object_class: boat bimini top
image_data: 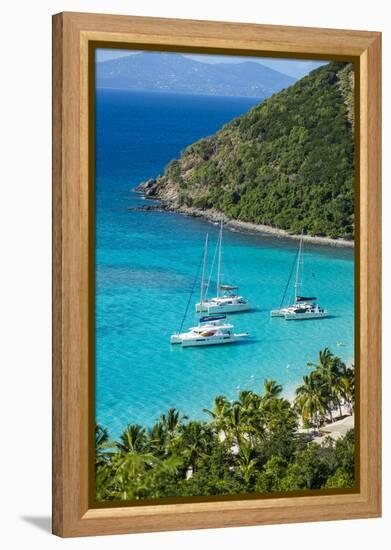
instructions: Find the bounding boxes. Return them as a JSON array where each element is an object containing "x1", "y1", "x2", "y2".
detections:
[
  {"x1": 296, "y1": 296, "x2": 317, "y2": 302},
  {"x1": 219, "y1": 285, "x2": 239, "y2": 292},
  {"x1": 199, "y1": 314, "x2": 227, "y2": 323}
]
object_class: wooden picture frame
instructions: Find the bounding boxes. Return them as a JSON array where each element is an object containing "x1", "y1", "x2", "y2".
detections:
[{"x1": 52, "y1": 11, "x2": 381, "y2": 537}]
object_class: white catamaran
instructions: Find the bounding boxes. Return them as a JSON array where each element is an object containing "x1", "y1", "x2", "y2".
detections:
[
  {"x1": 270, "y1": 235, "x2": 328, "y2": 320},
  {"x1": 195, "y1": 218, "x2": 252, "y2": 314},
  {"x1": 171, "y1": 234, "x2": 250, "y2": 347}
]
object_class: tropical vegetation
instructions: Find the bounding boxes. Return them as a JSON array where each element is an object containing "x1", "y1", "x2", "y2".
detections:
[
  {"x1": 139, "y1": 62, "x2": 355, "y2": 240},
  {"x1": 95, "y1": 349, "x2": 355, "y2": 501}
]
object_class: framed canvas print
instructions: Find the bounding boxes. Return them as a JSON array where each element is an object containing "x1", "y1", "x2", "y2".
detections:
[{"x1": 52, "y1": 12, "x2": 381, "y2": 537}]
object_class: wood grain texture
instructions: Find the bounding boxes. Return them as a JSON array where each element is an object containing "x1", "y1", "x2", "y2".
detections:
[
  {"x1": 52, "y1": 12, "x2": 63, "y2": 537},
  {"x1": 52, "y1": 12, "x2": 382, "y2": 537},
  {"x1": 66, "y1": 11, "x2": 378, "y2": 56},
  {"x1": 358, "y1": 35, "x2": 382, "y2": 514}
]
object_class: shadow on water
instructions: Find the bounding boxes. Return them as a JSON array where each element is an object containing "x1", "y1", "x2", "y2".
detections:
[
  {"x1": 230, "y1": 307, "x2": 264, "y2": 314},
  {"x1": 21, "y1": 516, "x2": 51, "y2": 534},
  {"x1": 269, "y1": 315, "x2": 338, "y2": 323},
  {"x1": 286, "y1": 315, "x2": 338, "y2": 321},
  {"x1": 175, "y1": 338, "x2": 259, "y2": 350},
  {"x1": 235, "y1": 338, "x2": 259, "y2": 346}
]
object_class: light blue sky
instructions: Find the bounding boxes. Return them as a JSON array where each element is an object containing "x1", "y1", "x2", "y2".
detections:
[{"x1": 96, "y1": 49, "x2": 326, "y2": 79}]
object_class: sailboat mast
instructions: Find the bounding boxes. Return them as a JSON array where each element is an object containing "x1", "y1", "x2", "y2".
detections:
[
  {"x1": 216, "y1": 217, "x2": 223, "y2": 298},
  {"x1": 200, "y1": 233, "x2": 209, "y2": 312},
  {"x1": 294, "y1": 235, "x2": 303, "y2": 303}
]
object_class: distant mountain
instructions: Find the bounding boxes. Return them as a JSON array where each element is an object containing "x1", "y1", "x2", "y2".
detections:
[
  {"x1": 137, "y1": 62, "x2": 355, "y2": 240},
  {"x1": 255, "y1": 59, "x2": 326, "y2": 79},
  {"x1": 96, "y1": 52, "x2": 295, "y2": 99}
]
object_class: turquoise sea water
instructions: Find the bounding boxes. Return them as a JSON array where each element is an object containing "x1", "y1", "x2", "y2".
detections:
[{"x1": 95, "y1": 89, "x2": 354, "y2": 438}]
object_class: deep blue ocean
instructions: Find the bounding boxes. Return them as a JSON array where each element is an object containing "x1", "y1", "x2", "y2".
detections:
[{"x1": 95, "y1": 88, "x2": 355, "y2": 438}]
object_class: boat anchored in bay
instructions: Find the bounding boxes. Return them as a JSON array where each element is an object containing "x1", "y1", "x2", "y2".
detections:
[
  {"x1": 195, "y1": 218, "x2": 252, "y2": 314},
  {"x1": 171, "y1": 233, "x2": 250, "y2": 347},
  {"x1": 171, "y1": 314, "x2": 249, "y2": 347},
  {"x1": 271, "y1": 234, "x2": 328, "y2": 320}
]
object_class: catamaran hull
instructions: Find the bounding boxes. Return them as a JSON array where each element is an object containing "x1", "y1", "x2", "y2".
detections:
[
  {"x1": 271, "y1": 306, "x2": 328, "y2": 319},
  {"x1": 170, "y1": 334, "x2": 183, "y2": 344},
  {"x1": 181, "y1": 333, "x2": 249, "y2": 347},
  {"x1": 284, "y1": 311, "x2": 328, "y2": 320},
  {"x1": 207, "y1": 304, "x2": 251, "y2": 314},
  {"x1": 270, "y1": 309, "x2": 288, "y2": 317},
  {"x1": 196, "y1": 303, "x2": 251, "y2": 314},
  {"x1": 270, "y1": 235, "x2": 329, "y2": 321}
]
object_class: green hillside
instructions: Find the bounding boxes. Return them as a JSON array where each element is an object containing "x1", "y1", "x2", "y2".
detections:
[{"x1": 139, "y1": 62, "x2": 355, "y2": 240}]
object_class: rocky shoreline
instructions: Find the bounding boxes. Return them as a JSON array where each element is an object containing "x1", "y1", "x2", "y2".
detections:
[{"x1": 134, "y1": 181, "x2": 354, "y2": 249}]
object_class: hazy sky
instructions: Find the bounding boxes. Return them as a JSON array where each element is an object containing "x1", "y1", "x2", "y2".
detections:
[{"x1": 96, "y1": 49, "x2": 326, "y2": 79}]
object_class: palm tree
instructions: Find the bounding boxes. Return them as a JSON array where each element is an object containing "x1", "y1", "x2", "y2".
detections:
[
  {"x1": 176, "y1": 421, "x2": 213, "y2": 471},
  {"x1": 113, "y1": 448, "x2": 156, "y2": 477},
  {"x1": 226, "y1": 403, "x2": 244, "y2": 446},
  {"x1": 264, "y1": 397, "x2": 298, "y2": 433},
  {"x1": 308, "y1": 348, "x2": 344, "y2": 421},
  {"x1": 116, "y1": 424, "x2": 147, "y2": 455},
  {"x1": 148, "y1": 421, "x2": 167, "y2": 457},
  {"x1": 295, "y1": 373, "x2": 328, "y2": 432},
  {"x1": 237, "y1": 440, "x2": 258, "y2": 485},
  {"x1": 236, "y1": 390, "x2": 261, "y2": 409},
  {"x1": 339, "y1": 365, "x2": 355, "y2": 414},
  {"x1": 160, "y1": 408, "x2": 186, "y2": 437},
  {"x1": 102, "y1": 424, "x2": 160, "y2": 500},
  {"x1": 233, "y1": 390, "x2": 266, "y2": 443},
  {"x1": 109, "y1": 450, "x2": 159, "y2": 500},
  {"x1": 95, "y1": 424, "x2": 116, "y2": 467},
  {"x1": 307, "y1": 348, "x2": 330, "y2": 373},
  {"x1": 203, "y1": 395, "x2": 231, "y2": 436},
  {"x1": 263, "y1": 379, "x2": 283, "y2": 400}
]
